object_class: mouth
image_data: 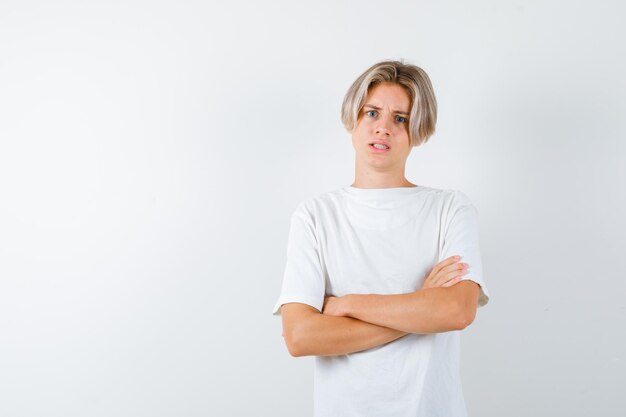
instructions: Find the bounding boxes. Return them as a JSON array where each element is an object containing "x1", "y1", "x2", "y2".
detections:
[
  {"x1": 369, "y1": 143, "x2": 390, "y2": 153},
  {"x1": 369, "y1": 140, "x2": 390, "y2": 149}
]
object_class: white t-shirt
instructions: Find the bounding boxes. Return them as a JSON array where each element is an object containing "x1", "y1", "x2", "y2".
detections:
[{"x1": 272, "y1": 185, "x2": 490, "y2": 417}]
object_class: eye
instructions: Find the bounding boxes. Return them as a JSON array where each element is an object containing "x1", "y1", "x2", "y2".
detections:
[
  {"x1": 366, "y1": 110, "x2": 377, "y2": 117},
  {"x1": 396, "y1": 115, "x2": 407, "y2": 123}
]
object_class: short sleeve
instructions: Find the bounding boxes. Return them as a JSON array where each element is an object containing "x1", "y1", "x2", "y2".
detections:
[
  {"x1": 440, "y1": 191, "x2": 490, "y2": 307},
  {"x1": 272, "y1": 202, "x2": 326, "y2": 316}
]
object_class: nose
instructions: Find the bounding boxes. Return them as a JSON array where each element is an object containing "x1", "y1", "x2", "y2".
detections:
[{"x1": 375, "y1": 114, "x2": 392, "y2": 136}]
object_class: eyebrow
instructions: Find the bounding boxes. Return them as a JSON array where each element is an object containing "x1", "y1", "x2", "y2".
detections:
[{"x1": 363, "y1": 104, "x2": 410, "y2": 116}]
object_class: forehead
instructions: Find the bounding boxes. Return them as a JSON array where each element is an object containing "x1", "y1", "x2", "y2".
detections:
[{"x1": 365, "y1": 82, "x2": 411, "y2": 109}]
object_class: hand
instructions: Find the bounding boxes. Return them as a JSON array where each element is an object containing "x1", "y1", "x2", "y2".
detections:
[
  {"x1": 421, "y1": 255, "x2": 469, "y2": 290},
  {"x1": 322, "y1": 295, "x2": 347, "y2": 317}
]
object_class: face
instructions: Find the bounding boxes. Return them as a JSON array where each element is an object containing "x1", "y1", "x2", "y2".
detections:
[{"x1": 351, "y1": 82, "x2": 412, "y2": 173}]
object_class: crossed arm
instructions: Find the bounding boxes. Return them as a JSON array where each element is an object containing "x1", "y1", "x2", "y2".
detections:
[{"x1": 281, "y1": 280, "x2": 481, "y2": 357}]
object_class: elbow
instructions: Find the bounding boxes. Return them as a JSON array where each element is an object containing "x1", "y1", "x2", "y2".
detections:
[
  {"x1": 280, "y1": 304, "x2": 319, "y2": 357},
  {"x1": 456, "y1": 314, "x2": 473, "y2": 331},
  {"x1": 286, "y1": 342, "x2": 301, "y2": 357},
  {"x1": 455, "y1": 305, "x2": 477, "y2": 330},
  {"x1": 284, "y1": 327, "x2": 307, "y2": 357},
  {"x1": 286, "y1": 340, "x2": 304, "y2": 357},
  {"x1": 283, "y1": 331, "x2": 300, "y2": 357}
]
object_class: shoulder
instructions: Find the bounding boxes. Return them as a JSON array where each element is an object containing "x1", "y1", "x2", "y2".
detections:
[
  {"x1": 437, "y1": 189, "x2": 481, "y2": 232},
  {"x1": 290, "y1": 188, "x2": 345, "y2": 221},
  {"x1": 422, "y1": 187, "x2": 479, "y2": 226},
  {"x1": 435, "y1": 187, "x2": 476, "y2": 209},
  {"x1": 295, "y1": 187, "x2": 346, "y2": 211},
  {"x1": 413, "y1": 185, "x2": 475, "y2": 208}
]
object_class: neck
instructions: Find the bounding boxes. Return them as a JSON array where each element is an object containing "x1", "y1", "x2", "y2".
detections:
[{"x1": 352, "y1": 165, "x2": 416, "y2": 189}]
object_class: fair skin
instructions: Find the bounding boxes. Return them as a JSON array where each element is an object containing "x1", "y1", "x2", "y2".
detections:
[
  {"x1": 280, "y1": 82, "x2": 481, "y2": 357},
  {"x1": 282, "y1": 256, "x2": 478, "y2": 357},
  {"x1": 350, "y1": 81, "x2": 417, "y2": 189}
]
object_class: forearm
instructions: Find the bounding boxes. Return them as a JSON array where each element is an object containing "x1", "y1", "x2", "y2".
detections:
[
  {"x1": 293, "y1": 313, "x2": 408, "y2": 357},
  {"x1": 344, "y1": 287, "x2": 464, "y2": 334}
]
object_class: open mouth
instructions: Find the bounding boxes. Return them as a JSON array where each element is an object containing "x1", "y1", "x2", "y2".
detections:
[{"x1": 369, "y1": 143, "x2": 390, "y2": 151}]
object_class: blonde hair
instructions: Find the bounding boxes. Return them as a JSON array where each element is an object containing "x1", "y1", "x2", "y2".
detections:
[{"x1": 341, "y1": 59, "x2": 438, "y2": 147}]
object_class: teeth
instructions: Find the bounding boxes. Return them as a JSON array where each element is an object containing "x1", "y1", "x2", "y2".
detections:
[{"x1": 372, "y1": 143, "x2": 389, "y2": 149}]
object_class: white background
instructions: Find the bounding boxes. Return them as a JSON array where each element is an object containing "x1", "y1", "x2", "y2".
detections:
[{"x1": 1, "y1": 1, "x2": 625, "y2": 416}]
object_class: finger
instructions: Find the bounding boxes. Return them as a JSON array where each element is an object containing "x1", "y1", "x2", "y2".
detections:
[
  {"x1": 433, "y1": 266, "x2": 467, "y2": 287},
  {"x1": 444, "y1": 269, "x2": 468, "y2": 285},
  {"x1": 440, "y1": 255, "x2": 460, "y2": 267},
  {"x1": 441, "y1": 269, "x2": 467, "y2": 287},
  {"x1": 442, "y1": 262, "x2": 468, "y2": 275},
  {"x1": 433, "y1": 255, "x2": 461, "y2": 276},
  {"x1": 431, "y1": 272, "x2": 452, "y2": 288},
  {"x1": 441, "y1": 276, "x2": 462, "y2": 287},
  {"x1": 425, "y1": 257, "x2": 463, "y2": 288}
]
